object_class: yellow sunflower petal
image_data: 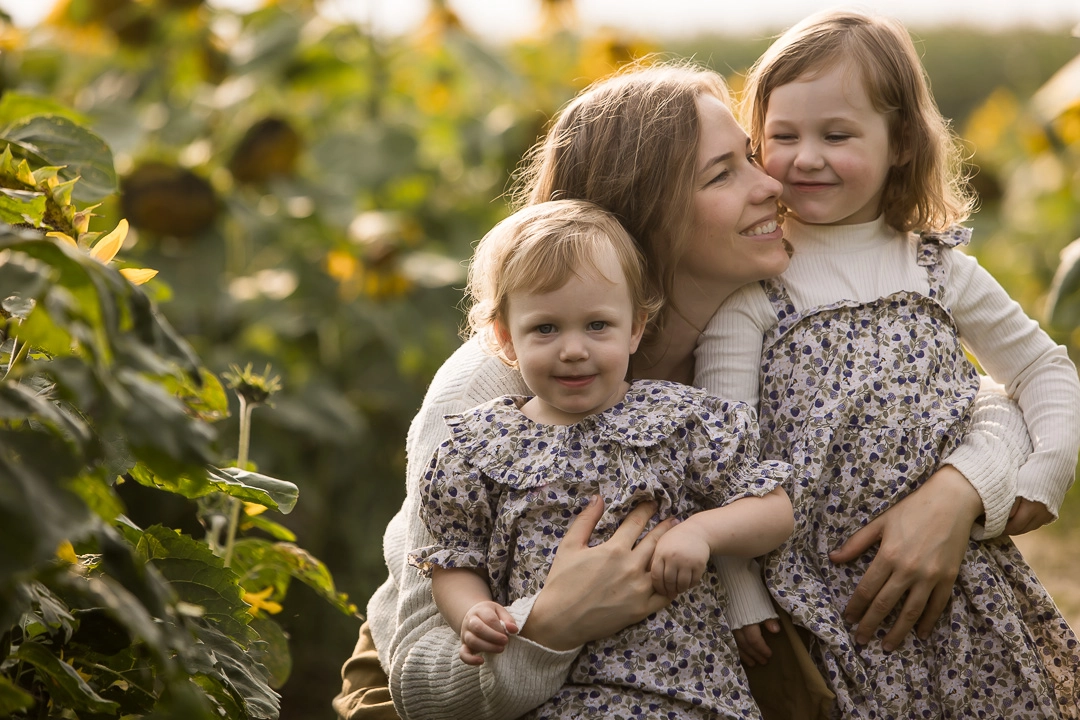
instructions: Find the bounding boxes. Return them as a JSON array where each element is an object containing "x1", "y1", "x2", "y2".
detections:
[
  {"x1": 56, "y1": 540, "x2": 77, "y2": 564},
  {"x1": 243, "y1": 502, "x2": 268, "y2": 517},
  {"x1": 47, "y1": 231, "x2": 78, "y2": 249},
  {"x1": 242, "y1": 586, "x2": 283, "y2": 616},
  {"x1": 89, "y1": 219, "x2": 129, "y2": 264},
  {"x1": 119, "y1": 267, "x2": 159, "y2": 285}
]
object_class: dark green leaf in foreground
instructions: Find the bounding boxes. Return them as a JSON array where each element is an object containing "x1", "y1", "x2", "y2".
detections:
[
  {"x1": 231, "y1": 538, "x2": 356, "y2": 617},
  {"x1": 16, "y1": 640, "x2": 121, "y2": 714},
  {"x1": 129, "y1": 464, "x2": 298, "y2": 513},
  {"x1": 0, "y1": 675, "x2": 34, "y2": 715}
]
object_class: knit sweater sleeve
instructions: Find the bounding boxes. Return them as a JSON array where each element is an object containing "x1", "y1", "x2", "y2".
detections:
[
  {"x1": 694, "y1": 284, "x2": 780, "y2": 628},
  {"x1": 362, "y1": 338, "x2": 579, "y2": 720},
  {"x1": 944, "y1": 249, "x2": 1080, "y2": 522}
]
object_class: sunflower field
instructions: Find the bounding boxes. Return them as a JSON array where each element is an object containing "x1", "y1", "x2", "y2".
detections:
[{"x1": 1, "y1": 1, "x2": 1078, "y2": 718}]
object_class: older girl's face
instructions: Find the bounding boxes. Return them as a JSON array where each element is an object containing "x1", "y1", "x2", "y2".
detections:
[{"x1": 680, "y1": 95, "x2": 789, "y2": 296}]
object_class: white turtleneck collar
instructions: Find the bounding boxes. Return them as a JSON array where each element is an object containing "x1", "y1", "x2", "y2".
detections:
[{"x1": 783, "y1": 215, "x2": 902, "y2": 255}]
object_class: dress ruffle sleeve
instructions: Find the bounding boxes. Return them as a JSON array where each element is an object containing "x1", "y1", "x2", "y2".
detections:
[{"x1": 682, "y1": 390, "x2": 794, "y2": 505}]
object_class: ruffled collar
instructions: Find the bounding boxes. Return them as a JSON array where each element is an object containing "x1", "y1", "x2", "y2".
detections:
[{"x1": 444, "y1": 379, "x2": 699, "y2": 486}]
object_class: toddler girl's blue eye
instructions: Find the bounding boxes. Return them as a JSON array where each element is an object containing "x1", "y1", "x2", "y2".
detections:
[
  {"x1": 537, "y1": 324, "x2": 555, "y2": 334},
  {"x1": 588, "y1": 321, "x2": 608, "y2": 331}
]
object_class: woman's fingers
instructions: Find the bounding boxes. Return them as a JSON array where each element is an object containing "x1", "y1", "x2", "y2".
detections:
[
  {"x1": 523, "y1": 498, "x2": 673, "y2": 649},
  {"x1": 835, "y1": 467, "x2": 979, "y2": 648},
  {"x1": 829, "y1": 515, "x2": 883, "y2": 565},
  {"x1": 878, "y1": 579, "x2": 932, "y2": 651},
  {"x1": 561, "y1": 495, "x2": 607, "y2": 550}
]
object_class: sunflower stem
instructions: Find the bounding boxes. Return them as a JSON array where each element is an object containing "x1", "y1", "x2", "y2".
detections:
[{"x1": 222, "y1": 395, "x2": 252, "y2": 568}]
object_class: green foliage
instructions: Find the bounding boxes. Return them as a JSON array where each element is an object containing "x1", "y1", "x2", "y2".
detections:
[{"x1": 0, "y1": 101, "x2": 354, "y2": 717}]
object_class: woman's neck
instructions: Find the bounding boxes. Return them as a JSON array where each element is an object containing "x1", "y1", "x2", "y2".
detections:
[
  {"x1": 633, "y1": 307, "x2": 714, "y2": 385},
  {"x1": 634, "y1": 278, "x2": 740, "y2": 385}
]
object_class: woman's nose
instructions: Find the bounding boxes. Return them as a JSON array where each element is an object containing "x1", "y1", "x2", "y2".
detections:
[{"x1": 752, "y1": 164, "x2": 783, "y2": 201}]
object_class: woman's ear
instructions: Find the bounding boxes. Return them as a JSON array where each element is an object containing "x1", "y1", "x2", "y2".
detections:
[{"x1": 495, "y1": 321, "x2": 517, "y2": 362}]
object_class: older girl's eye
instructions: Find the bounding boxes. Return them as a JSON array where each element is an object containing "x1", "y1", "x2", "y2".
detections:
[
  {"x1": 588, "y1": 321, "x2": 607, "y2": 331},
  {"x1": 536, "y1": 324, "x2": 555, "y2": 335},
  {"x1": 825, "y1": 133, "x2": 850, "y2": 143}
]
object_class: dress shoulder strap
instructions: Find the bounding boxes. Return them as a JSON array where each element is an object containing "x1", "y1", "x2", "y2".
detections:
[
  {"x1": 916, "y1": 225, "x2": 971, "y2": 300},
  {"x1": 760, "y1": 278, "x2": 800, "y2": 335}
]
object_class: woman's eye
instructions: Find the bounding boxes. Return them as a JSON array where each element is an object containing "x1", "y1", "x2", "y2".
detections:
[
  {"x1": 707, "y1": 170, "x2": 730, "y2": 186},
  {"x1": 588, "y1": 321, "x2": 607, "y2": 331},
  {"x1": 536, "y1": 324, "x2": 555, "y2": 334}
]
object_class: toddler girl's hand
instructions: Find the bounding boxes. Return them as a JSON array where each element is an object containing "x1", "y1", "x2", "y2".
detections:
[
  {"x1": 1003, "y1": 498, "x2": 1054, "y2": 535},
  {"x1": 459, "y1": 601, "x2": 519, "y2": 666},
  {"x1": 650, "y1": 523, "x2": 710, "y2": 598}
]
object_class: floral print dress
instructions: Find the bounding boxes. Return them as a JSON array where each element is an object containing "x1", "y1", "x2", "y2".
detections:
[
  {"x1": 755, "y1": 230, "x2": 1080, "y2": 719},
  {"x1": 410, "y1": 379, "x2": 792, "y2": 720}
]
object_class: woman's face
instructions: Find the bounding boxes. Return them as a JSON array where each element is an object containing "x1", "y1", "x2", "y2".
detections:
[{"x1": 680, "y1": 94, "x2": 789, "y2": 296}]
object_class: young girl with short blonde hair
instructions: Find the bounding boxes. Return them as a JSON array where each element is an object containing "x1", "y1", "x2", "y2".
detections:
[{"x1": 411, "y1": 199, "x2": 795, "y2": 719}]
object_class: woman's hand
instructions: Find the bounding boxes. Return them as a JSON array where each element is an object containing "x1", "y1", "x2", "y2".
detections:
[
  {"x1": 1003, "y1": 498, "x2": 1054, "y2": 536},
  {"x1": 519, "y1": 497, "x2": 677, "y2": 651},
  {"x1": 827, "y1": 465, "x2": 982, "y2": 652},
  {"x1": 732, "y1": 618, "x2": 782, "y2": 667}
]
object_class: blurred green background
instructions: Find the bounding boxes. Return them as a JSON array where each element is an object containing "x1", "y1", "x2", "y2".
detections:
[{"x1": 2, "y1": 0, "x2": 1079, "y2": 717}]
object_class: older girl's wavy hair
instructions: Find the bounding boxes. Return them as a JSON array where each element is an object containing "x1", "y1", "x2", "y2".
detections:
[
  {"x1": 741, "y1": 10, "x2": 974, "y2": 233},
  {"x1": 510, "y1": 58, "x2": 733, "y2": 346},
  {"x1": 466, "y1": 199, "x2": 663, "y2": 366}
]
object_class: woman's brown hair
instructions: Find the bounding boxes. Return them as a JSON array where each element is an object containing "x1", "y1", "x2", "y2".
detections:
[{"x1": 511, "y1": 58, "x2": 732, "y2": 345}]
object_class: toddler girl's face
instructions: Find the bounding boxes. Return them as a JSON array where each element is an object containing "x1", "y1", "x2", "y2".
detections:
[
  {"x1": 497, "y1": 244, "x2": 644, "y2": 426},
  {"x1": 761, "y1": 60, "x2": 897, "y2": 227}
]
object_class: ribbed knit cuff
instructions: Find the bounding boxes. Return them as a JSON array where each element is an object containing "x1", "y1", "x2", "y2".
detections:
[
  {"x1": 715, "y1": 556, "x2": 776, "y2": 628},
  {"x1": 944, "y1": 382, "x2": 1029, "y2": 539},
  {"x1": 395, "y1": 596, "x2": 578, "y2": 720}
]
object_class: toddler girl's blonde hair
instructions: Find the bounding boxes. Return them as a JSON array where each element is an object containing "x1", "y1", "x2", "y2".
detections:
[
  {"x1": 466, "y1": 199, "x2": 663, "y2": 365},
  {"x1": 741, "y1": 10, "x2": 974, "y2": 233}
]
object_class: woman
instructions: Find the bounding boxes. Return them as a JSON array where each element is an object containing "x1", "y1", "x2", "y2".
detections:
[{"x1": 333, "y1": 59, "x2": 1030, "y2": 720}]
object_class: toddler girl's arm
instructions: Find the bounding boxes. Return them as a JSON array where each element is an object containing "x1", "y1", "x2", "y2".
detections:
[
  {"x1": 431, "y1": 568, "x2": 519, "y2": 666},
  {"x1": 651, "y1": 488, "x2": 793, "y2": 598}
]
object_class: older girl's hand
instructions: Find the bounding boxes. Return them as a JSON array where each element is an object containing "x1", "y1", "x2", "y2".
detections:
[
  {"x1": 733, "y1": 618, "x2": 782, "y2": 666},
  {"x1": 1003, "y1": 498, "x2": 1054, "y2": 536},
  {"x1": 827, "y1": 465, "x2": 982, "y2": 652},
  {"x1": 519, "y1": 497, "x2": 677, "y2": 651}
]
